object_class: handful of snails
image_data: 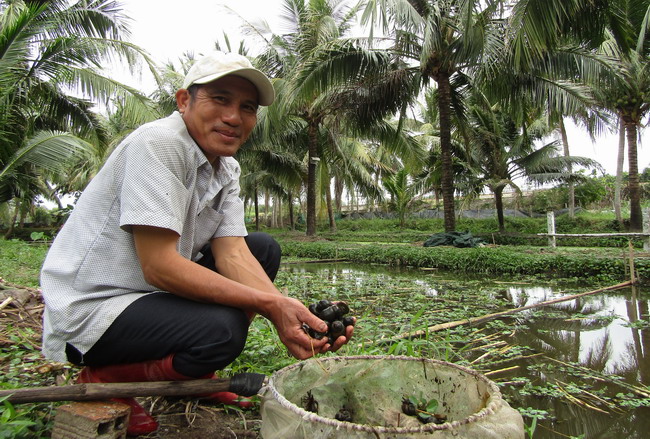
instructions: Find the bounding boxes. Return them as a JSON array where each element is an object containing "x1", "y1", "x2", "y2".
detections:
[{"x1": 302, "y1": 299, "x2": 355, "y2": 344}]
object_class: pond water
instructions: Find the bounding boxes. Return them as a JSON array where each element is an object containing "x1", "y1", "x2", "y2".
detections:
[{"x1": 279, "y1": 262, "x2": 650, "y2": 439}]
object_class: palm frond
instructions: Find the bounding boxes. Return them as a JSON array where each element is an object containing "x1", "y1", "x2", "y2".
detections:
[{"x1": 0, "y1": 130, "x2": 93, "y2": 181}]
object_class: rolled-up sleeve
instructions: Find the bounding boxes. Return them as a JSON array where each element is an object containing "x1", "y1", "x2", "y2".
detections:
[
  {"x1": 119, "y1": 132, "x2": 190, "y2": 234},
  {"x1": 212, "y1": 179, "x2": 247, "y2": 238}
]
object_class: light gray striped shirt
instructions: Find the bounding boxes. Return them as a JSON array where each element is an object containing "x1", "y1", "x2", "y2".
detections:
[{"x1": 40, "y1": 112, "x2": 247, "y2": 362}]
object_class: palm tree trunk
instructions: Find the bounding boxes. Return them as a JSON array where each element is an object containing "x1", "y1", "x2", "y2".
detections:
[
  {"x1": 4, "y1": 199, "x2": 20, "y2": 239},
  {"x1": 288, "y1": 190, "x2": 295, "y2": 230},
  {"x1": 19, "y1": 206, "x2": 28, "y2": 228},
  {"x1": 494, "y1": 187, "x2": 506, "y2": 232},
  {"x1": 271, "y1": 197, "x2": 278, "y2": 228},
  {"x1": 254, "y1": 187, "x2": 260, "y2": 232},
  {"x1": 306, "y1": 120, "x2": 318, "y2": 236},
  {"x1": 559, "y1": 118, "x2": 575, "y2": 218},
  {"x1": 264, "y1": 191, "x2": 271, "y2": 227},
  {"x1": 638, "y1": 298, "x2": 650, "y2": 384},
  {"x1": 334, "y1": 177, "x2": 343, "y2": 213},
  {"x1": 374, "y1": 173, "x2": 380, "y2": 212},
  {"x1": 46, "y1": 182, "x2": 64, "y2": 210},
  {"x1": 614, "y1": 116, "x2": 625, "y2": 226},
  {"x1": 434, "y1": 72, "x2": 456, "y2": 232},
  {"x1": 625, "y1": 120, "x2": 642, "y2": 231},
  {"x1": 326, "y1": 181, "x2": 336, "y2": 232}
]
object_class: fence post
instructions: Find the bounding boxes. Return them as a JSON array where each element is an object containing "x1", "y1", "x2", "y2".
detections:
[
  {"x1": 644, "y1": 209, "x2": 650, "y2": 252},
  {"x1": 547, "y1": 211, "x2": 556, "y2": 248}
]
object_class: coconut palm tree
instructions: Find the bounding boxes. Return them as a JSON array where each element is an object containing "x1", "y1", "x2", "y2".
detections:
[
  {"x1": 361, "y1": 0, "x2": 504, "y2": 232},
  {"x1": 595, "y1": 17, "x2": 650, "y2": 231},
  {"x1": 501, "y1": 0, "x2": 649, "y2": 230},
  {"x1": 382, "y1": 167, "x2": 421, "y2": 228},
  {"x1": 405, "y1": 86, "x2": 479, "y2": 210},
  {"x1": 0, "y1": 0, "x2": 156, "y2": 220},
  {"x1": 239, "y1": 120, "x2": 306, "y2": 230},
  {"x1": 242, "y1": 0, "x2": 422, "y2": 235},
  {"x1": 466, "y1": 93, "x2": 600, "y2": 231}
]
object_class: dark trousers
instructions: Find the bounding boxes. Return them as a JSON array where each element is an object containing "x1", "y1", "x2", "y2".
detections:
[{"x1": 66, "y1": 232, "x2": 281, "y2": 377}]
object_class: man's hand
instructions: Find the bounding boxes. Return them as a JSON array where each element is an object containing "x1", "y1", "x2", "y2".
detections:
[
  {"x1": 264, "y1": 297, "x2": 355, "y2": 359},
  {"x1": 327, "y1": 324, "x2": 355, "y2": 352},
  {"x1": 263, "y1": 295, "x2": 328, "y2": 359}
]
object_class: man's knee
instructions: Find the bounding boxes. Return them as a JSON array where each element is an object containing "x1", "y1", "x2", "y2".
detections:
[
  {"x1": 196, "y1": 327, "x2": 247, "y2": 367},
  {"x1": 175, "y1": 309, "x2": 249, "y2": 376}
]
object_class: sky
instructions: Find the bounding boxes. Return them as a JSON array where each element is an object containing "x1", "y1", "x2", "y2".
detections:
[{"x1": 110, "y1": 0, "x2": 649, "y2": 179}]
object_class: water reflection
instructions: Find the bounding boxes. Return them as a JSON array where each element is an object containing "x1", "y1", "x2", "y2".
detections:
[
  {"x1": 281, "y1": 261, "x2": 650, "y2": 438},
  {"x1": 505, "y1": 285, "x2": 650, "y2": 382}
]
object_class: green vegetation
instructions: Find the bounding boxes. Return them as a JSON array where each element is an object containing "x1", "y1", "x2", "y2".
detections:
[
  {"x1": 0, "y1": 240, "x2": 48, "y2": 288},
  {"x1": 277, "y1": 238, "x2": 646, "y2": 283},
  {"x1": 2, "y1": 231, "x2": 650, "y2": 437}
]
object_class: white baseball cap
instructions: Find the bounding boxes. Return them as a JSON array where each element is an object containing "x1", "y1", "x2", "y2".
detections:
[{"x1": 182, "y1": 51, "x2": 275, "y2": 106}]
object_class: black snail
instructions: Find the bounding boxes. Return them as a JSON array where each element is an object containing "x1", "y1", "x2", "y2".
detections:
[{"x1": 303, "y1": 299, "x2": 355, "y2": 344}]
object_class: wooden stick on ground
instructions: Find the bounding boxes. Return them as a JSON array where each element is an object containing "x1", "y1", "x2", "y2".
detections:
[
  {"x1": 0, "y1": 380, "x2": 231, "y2": 404},
  {"x1": 379, "y1": 280, "x2": 633, "y2": 344},
  {"x1": 0, "y1": 372, "x2": 267, "y2": 404}
]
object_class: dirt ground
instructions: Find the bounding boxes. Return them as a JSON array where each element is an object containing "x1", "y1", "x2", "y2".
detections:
[{"x1": 141, "y1": 397, "x2": 263, "y2": 438}]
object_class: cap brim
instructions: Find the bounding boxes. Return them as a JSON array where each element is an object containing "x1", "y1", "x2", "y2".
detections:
[{"x1": 189, "y1": 68, "x2": 275, "y2": 106}]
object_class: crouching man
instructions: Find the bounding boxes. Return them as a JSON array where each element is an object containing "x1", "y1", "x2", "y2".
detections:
[{"x1": 40, "y1": 51, "x2": 353, "y2": 436}]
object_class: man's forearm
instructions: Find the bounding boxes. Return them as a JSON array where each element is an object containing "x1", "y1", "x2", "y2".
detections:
[
  {"x1": 213, "y1": 241, "x2": 280, "y2": 295},
  {"x1": 133, "y1": 226, "x2": 278, "y2": 316}
]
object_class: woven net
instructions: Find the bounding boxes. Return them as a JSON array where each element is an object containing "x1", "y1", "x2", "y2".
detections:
[{"x1": 260, "y1": 355, "x2": 524, "y2": 439}]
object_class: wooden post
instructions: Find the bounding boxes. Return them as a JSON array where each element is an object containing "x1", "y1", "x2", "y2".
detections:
[
  {"x1": 629, "y1": 240, "x2": 636, "y2": 284},
  {"x1": 547, "y1": 211, "x2": 556, "y2": 248},
  {"x1": 643, "y1": 209, "x2": 650, "y2": 253}
]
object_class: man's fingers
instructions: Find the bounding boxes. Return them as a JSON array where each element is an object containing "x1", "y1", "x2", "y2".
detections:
[{"x1": 302, "y1": 312, "x2": 328, "y2": 334}]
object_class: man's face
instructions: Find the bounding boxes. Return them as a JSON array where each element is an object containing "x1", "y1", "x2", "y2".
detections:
[{"x1": 176, "y1": 75, "x2": 259, "y2": 163}]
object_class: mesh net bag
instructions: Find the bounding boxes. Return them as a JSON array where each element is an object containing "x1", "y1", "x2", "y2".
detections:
[{"x1": 260, "y1": 355, "x2": 524, "y2": 439}]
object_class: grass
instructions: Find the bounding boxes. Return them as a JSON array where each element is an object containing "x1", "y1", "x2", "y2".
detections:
[{"x1": 0, "y1": 239, "x2": 48, "y2": 288}]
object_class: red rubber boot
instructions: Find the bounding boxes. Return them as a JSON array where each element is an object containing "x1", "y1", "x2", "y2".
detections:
[{"x1": 195, "y1": 372, "x2": 254, "y2": 408}]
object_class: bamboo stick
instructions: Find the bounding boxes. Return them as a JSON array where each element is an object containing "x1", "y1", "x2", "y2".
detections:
[
  {"x1": 283, "y1": 258, "x2": 349, "y2": 264},
  {"x1": 556, "y1": 380, "x2": 621, "y2": 413},
  {"x1": 483, "y1": 366, "x2": 519, "y2": 376},
  {"x1": 538, "y1": 233, "x2": 650, "y2": 237},
  {"x1": 546, "y1": 356, "x2": 650, "y2": 399},
  {"x1": 381, "y1": 280, "x2": 633, "y2": 343},
  {"x1": 479, "y1": 352, "x2": 544, "y2": 368},
  {"x1": 629, "y1": 240, "x2": 636, "y2": 284},
  {"x1": 0, "y1": 296, "x2": 13, "y2": 311}
]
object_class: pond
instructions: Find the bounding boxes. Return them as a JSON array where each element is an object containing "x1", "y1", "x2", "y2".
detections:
[{"x1": 277, "y1": 261, "x2": 650, "y2": 439}]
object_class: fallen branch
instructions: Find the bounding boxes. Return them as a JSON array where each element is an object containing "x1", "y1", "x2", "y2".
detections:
[{"x1": 377, "y1": 280, "x2": 633, "y2": 344}]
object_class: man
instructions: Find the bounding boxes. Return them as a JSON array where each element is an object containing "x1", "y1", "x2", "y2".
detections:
[{"x1": 40, "y1": 52, "x2": 353, "y2": 436}]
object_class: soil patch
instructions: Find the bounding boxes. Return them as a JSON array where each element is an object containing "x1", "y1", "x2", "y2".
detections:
[{"x1": 143, "y1": 397, "x2": 262, "y2": 438}]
